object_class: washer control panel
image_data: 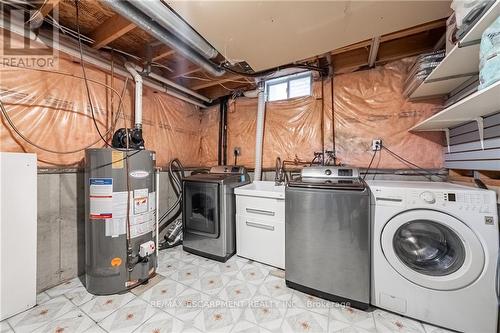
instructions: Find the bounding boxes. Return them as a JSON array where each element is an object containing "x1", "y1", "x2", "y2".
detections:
[
  {"x1": 301, "y1": 166, "x2": 360, "y2": 179},
  {"x1": 409, "y1": 190, "x2": 493, "y2": 213}
]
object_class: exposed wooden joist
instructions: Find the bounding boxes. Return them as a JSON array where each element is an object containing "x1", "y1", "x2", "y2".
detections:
[
  {"x1": 190, "y1": 75, "x2": 244, "y2": 90},
  {"x1": 152, "y1": 46, "x2": 175, "y2": 62},
  {"x1": 136, "y1": 45, "x2": 175, "y2": 63},
  {"x1": 39, "y1": 0, "x2": 61, "y2": 18},
  {"x1": 173, "y1": 67, "x2": 202, "y2": 79},
  {"x1": 328, "y1": 18, "x2": 446, "y2": 57},
  {"x1": 380, "y1": 18, "x2": 447, "y2": 43},
  {"x1": 332, "y1": 48, "x2": 370, "y2": 73},
  {"x1": 90, "y1": 14, "x2": 136, "y2": 49},
  {"x1": 332, "y1": 28, "x2": 442, "y2": 74},
  {"x1": 198, "y1": 81, "x2": 257, "y2": 100},
  {"x1": 376, "y1": 29, "x2": 442, "y2": 62}
]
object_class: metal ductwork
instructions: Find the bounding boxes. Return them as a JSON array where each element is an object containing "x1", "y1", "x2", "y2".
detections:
[
  {"x1": 0, "y1": 19, "x2": 209, "y2": 107},
  {"x1": 130, "y1": 1, "x2": 218, "y2": 60},
  {"x1": 103, "y1": 0, "x2": 225, "y2": 77}
]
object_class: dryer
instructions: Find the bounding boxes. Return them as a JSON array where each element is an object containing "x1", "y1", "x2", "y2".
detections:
[
  {"x1": 182, "y1": 166, "x2": 250, "y2": 262},
  {"x1": 368, "y1": 180, "x2": 498, "y2": 333}
]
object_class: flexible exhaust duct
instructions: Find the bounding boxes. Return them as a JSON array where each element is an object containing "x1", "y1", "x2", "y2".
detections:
[
  {"x1": 103, "y1": 0, "x2": 225, "y2": 77},
  {"x1": 254, "y1": 81, "x2": 266, "y2": 181},
  {"x1": 124, "y1": 62, "x2": 143, "y2": 128},
  {"x1": 130, "y1": 1, "x2": 218, "y2": 60}
]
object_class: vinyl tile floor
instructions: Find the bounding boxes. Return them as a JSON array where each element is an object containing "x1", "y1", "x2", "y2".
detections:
[{"x1": 1, "y1": 246, "x2": 454, "y2": 333}]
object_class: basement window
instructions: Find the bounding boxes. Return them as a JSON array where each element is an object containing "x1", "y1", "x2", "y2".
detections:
[{"x1": 265, "y1": 72, "x2": 312, "y2": 102}]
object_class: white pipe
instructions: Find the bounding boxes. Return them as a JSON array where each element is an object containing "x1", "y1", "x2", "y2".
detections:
[
  {"x1": 254, "y1": 81, "x2": 266, "y2": 181},
  {"x1": 155, "y1": 167, "x2": 160, "y2": 267},
  {"x1": 0, "y1": 20, "x2": 209, "y2": 108},
  {"x1": 131, "y1": 1, "x2": 218, "y2": 59},
  {"x1": 124, "y1": 62, "x2": 143, "y2": 128}
]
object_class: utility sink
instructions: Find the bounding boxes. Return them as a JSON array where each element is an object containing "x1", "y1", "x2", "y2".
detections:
[{"x1": 234, "y1": 181, "x2": 285, "y2": 199}]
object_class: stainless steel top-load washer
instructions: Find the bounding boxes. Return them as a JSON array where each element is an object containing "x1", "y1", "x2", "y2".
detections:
[
  {"x1": 182, "y1": 166, "x2": 250, "y2": 262},
  {"x1": 285, "y1": 166, "x2": 370, "y2": 309}
]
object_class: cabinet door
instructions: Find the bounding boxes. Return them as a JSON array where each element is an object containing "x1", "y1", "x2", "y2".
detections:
[{"x1": 236, "y1": 214, "x2": 285, "y2": 269}]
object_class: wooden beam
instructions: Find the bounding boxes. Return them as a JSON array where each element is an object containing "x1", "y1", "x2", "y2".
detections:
[
  {"x1": 332, "y1": 29, "x2": 442, "y2": 74},
  {"x1": 198, "y1": 81, "x2": 256, "y2": 100},
  {"x1": 172, "y1": 67, "x2": 202, "y2": 79},
  {"x1": 39, "y1": 0, "x2": 60, "y2": 18},
  {"x1": 376, "y1": 30, "x2": 442, "y2": 62},
  {"x1": 332, "y1": 48, "x2": 370, "y2": 73},
  {"x1": 136, "y1": 44, "x2": 175, "y2": 62},
  {"x1": 329, "y1": 18, "x2": 447, "y2": 57},
  {"x1": 380, "y1": 18, "x2": 447, "y2": 43},
  {"x1": 153, "y1": 49, "x2": 175, "y2": 62},
  {"x1": 90, "y1": 14, "x2": 136, "y2": 49},
  {"x1": 190, "y1": 75, "x2": 243, "y2": 90}
]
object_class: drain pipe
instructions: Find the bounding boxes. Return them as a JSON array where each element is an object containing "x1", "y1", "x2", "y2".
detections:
[
  {"x1": 124, "y1": 62, "x2": 143, "y2": 128},
  {"x1": 254, "y1": 81, "x2": 266, "y2": 181},
  {"x1": 103, "y1": 0, "x2": 225, "y2": 77}
]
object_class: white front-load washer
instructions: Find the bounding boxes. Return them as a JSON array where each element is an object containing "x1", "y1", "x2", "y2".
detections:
[{"x1": 368, "y1": 180, "x2": 499, "y2": 333}]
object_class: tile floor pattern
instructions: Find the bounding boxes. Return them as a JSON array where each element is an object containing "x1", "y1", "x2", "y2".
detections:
[{"x1": 1, "y1": 246, "x2": 454, "y2": 333}]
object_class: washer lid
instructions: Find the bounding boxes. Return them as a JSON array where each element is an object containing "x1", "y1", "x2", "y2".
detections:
[{"x1": 381, "y1": 209, "x2": 485, "y2": 291}]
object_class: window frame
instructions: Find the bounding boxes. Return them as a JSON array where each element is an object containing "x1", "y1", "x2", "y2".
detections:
[{"x1": 265, "y1": 71, "x2": 312, "y2": 102}]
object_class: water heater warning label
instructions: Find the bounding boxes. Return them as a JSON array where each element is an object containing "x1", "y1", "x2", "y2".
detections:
[
  {"x1": 134, "y1": 188, "x2": 149, "y2": 215},
  {"x1": 107, "y1": 190, "x2": 155, "y2": 238},
  {"x1": 89, "y1": 178, "x2": 113, "y2": 219}
]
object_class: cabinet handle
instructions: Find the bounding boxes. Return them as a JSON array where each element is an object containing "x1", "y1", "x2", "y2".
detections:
[
  {"x1": 246, "y1": 221, "x2": 274, "y2": 231},
  {"x1": 245, "y1": 208, "x2": 275, "y2": 216}
]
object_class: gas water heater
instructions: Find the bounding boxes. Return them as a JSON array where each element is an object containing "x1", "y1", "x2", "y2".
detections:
[{"x1": 85, "y1": 148, "x2": 157, "y2": 295}]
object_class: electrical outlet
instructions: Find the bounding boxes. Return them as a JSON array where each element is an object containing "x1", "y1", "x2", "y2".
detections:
[
  {"x1": 372, "y1": 139, "x2": 382, "y2": 151},
  {"x1": 234, "y1": 147, "x2": 241, "y2": 156}
]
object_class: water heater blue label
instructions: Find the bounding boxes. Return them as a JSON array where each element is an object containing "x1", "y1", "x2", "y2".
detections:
[
  {"x1": 89, "y1": 178, "x2": 113, "y2": 219},
  {"x1": 90, "y1": 178, "x2": 113, "y2": 185}
]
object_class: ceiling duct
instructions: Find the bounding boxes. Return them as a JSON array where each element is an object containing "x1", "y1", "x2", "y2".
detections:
[
  {"x1": 130, "y1": 1, "x2": 218, "y2": 60},
  {"x1": 103, "y1": 0, "x2": 225, "y2": 77}
]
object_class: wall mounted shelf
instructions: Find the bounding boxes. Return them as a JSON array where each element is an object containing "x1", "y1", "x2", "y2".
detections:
[
  {"x1": 409, "y1": 1, "x2": 500, "y2": 99},
  {"x1": 411, "y1": 79, "x2": 500, "y2": 131}
]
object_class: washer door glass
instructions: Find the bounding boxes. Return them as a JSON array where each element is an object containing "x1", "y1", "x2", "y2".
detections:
[
  {"x1": 393, "y1": 220, "x2": 465, "y2": 276},
  {"x1": 381, "y1": 209, "x2": 484, "y2": 290}
]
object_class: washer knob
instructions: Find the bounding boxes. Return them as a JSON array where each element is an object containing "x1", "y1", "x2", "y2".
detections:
[
  {"x1": 325, "y1": 169, "x2": 332, "y2": 176},
  {"x1": 420, "y1": 191, "x2": 436, "y2": 204}
]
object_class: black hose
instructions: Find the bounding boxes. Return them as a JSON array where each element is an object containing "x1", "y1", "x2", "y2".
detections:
[{"x1": 158, "y1": 159, "x2": 185, "y2": 232}]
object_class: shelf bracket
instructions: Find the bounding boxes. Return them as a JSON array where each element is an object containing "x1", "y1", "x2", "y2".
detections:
[
  {"x1": 443, "y1": 128, "x2": 451, "y2": 153},
  {"x1": 475, "y1": 117, "x2": 485, "y2": 150}
]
